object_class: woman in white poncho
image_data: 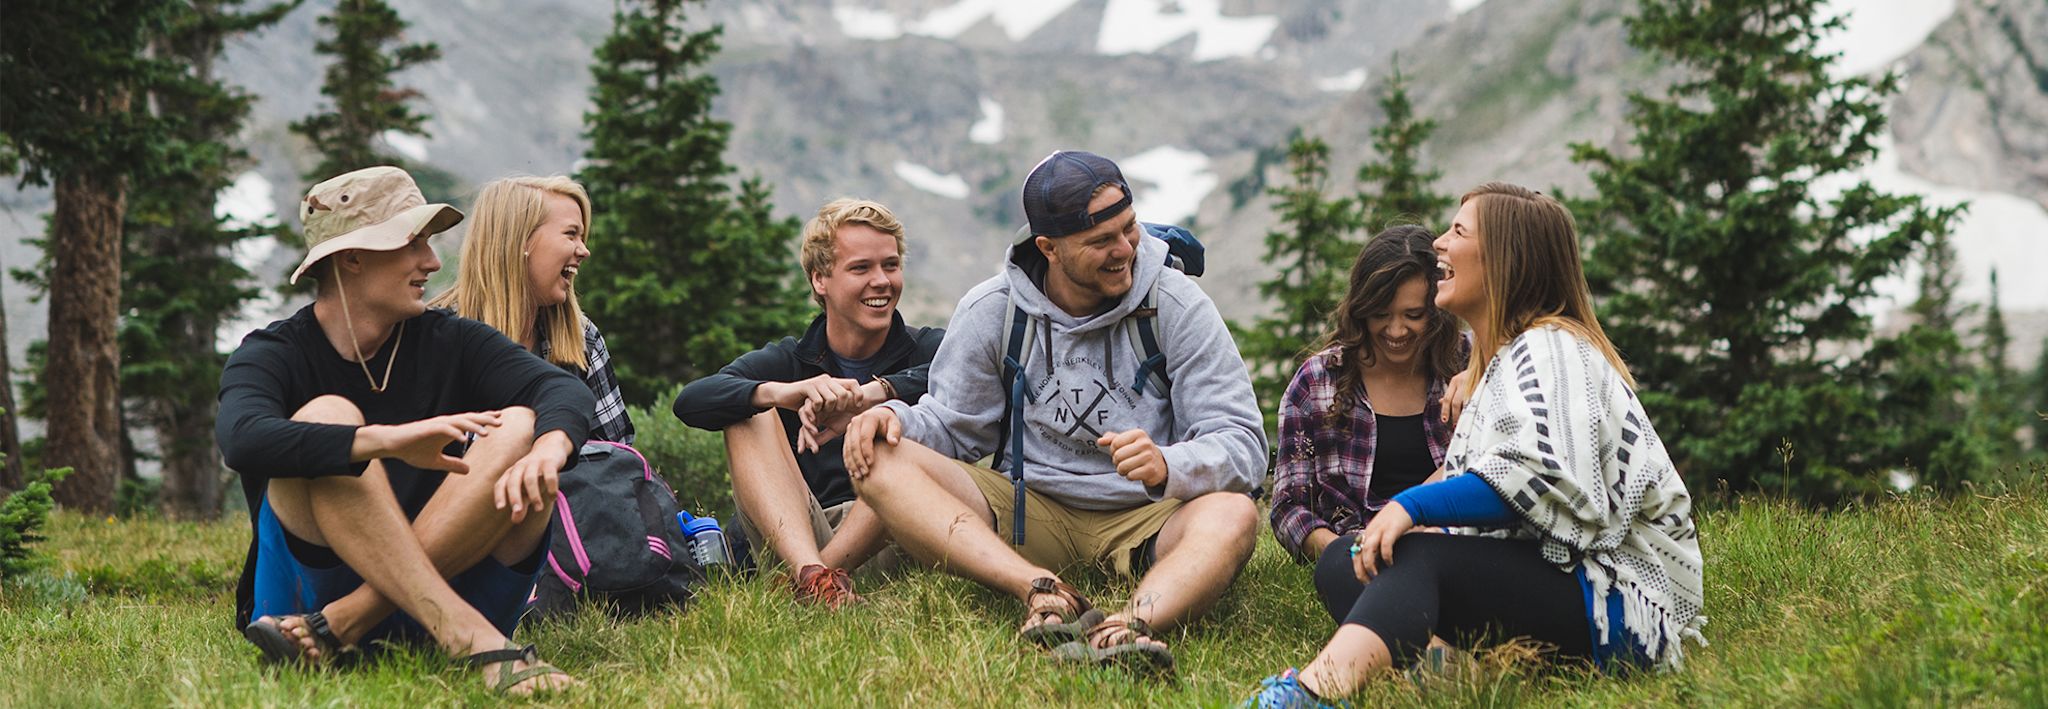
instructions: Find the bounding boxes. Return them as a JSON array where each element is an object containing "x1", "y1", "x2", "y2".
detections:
[{"x1": 1245, "y1": 182, "x2": 1706, "y2": 708}]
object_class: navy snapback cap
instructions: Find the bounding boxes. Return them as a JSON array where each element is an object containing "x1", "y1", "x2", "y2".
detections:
[{"x1": 1020, "y1": 150, "x2": 1132, "y2": 240}]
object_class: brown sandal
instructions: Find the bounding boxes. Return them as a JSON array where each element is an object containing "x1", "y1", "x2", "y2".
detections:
[
  {"x1": 1053, "y1": 615, "x2": 1175, "y2": 676},
  {"x1": 1019, "y1": 577, "x2": 1097, "y2": 647}
]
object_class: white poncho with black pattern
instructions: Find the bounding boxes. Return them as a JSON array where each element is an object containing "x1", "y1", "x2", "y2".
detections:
[{"x1": 1442, "y1": 324, "x2": 1707, "y2": 669}]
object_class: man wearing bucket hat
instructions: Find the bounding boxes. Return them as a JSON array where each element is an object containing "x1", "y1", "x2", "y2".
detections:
[
  {"x1": 836, "y1": 151, "x2": 1266, "y2": 675},
  {"x1": 216, "y1": 166, "x2": 592, "y2": 695}
]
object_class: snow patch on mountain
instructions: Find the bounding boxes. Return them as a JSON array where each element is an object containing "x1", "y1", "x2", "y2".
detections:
[
  {"x1": 1817, "y1": 135, "x2": 2048, "y2": 316},
  {"x1": 838, "y1": 0, "x2": 1082, "y2": 42},
  {"x1": 917, "y1": 0, "x2": 1081, "y2": 41},
  {"x1": 1098, "y1": 0, "x2": 1279, "y2": 62},
  {"x1": 1448, "y1": 0, "x2": 1489, "y2": 17},
  {"x1": 1121, "y1": 146, "x2": 1217, "y2": 226},
  {"x1": 834, "y1": 5, "x2": 903, "y2": 40},
  {"x1": 894, "y1": 160, "x2": 971, "y2": 199},
  {"x1": 970, "y1": 96, "x2": 1004, "y2": 144},
  {"x1": 1316, "y1": 68, "x2": 1369, "y2": 92},
  {"x1": 1819, "y1": 0, "x2": 1957, "y2": 78},
  {"x1": 381, "y1": 130, "x2": 430, "y2": 163}
]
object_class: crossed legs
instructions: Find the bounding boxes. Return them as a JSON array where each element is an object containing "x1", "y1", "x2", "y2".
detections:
[
  {"x1": 725, "y1": 409, "x2": 888, "y2": 572},
  {"x1": 849, "y1": 437, "x2": 1256, "y2": 637},
  {"x1": 258, "y1": 395, "x2": 570, "y2": 693}
]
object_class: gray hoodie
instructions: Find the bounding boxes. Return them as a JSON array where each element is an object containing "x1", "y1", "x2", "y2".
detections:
[{"x1": 883, "y1": 235, "x2": 1267, "y2": 510}]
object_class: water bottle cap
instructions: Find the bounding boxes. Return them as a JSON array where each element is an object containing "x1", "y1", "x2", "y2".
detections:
[
  {"x1": 682, "y1": 517, "x2": 722, "y2": 535},
  {"x1": 676, "y1": 510, "x2": 696, "y2": 523}
]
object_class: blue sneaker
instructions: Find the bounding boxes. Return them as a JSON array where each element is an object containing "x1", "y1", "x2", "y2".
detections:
[{"x1": 1243, "y1": 669, "x2": 1351, "y2": 709}]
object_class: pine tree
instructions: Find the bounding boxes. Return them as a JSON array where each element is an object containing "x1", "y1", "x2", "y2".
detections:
[
  {"x1": 121, "y1": 1, "x2": 297, "y2": 519},
  {"x1": 1974, "y1": 269, "x2": 2022, "y2": 459},
  {"x1": 576, "y1": 0, "x2": 808, "y2": 406},
  {"x1": 2033, "y1": 335, "x2": 2048, "y2": 452},
  {"x1": 1355, "y1": 59, "x2": 1453, "y2": 231},
  {"x1": 1881, "y1": 226, "x2": 1987, "y2": 490},
  {"x1": 0, "y1": 0, "x2": 178, "y2": 512},
  {"x1": 1571, "y1": 0, "x2": 1970, "y2": 500},
  {"x1": 1234, "y1": 135, "x2": 1356, "y2": 429},
  {"x1": 289, "y1": 0, "x2": 439, "y2": 181}
]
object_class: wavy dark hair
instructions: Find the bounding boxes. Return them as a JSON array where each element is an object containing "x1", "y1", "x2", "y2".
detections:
[{"x1": 1316, "y1": 224, "x2": 1464, "y2": 422}]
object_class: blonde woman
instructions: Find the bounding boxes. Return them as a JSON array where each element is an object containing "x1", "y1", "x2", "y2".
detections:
[
  {"x1": 1245, "y1": 183, "x2": 1705, "y2": 707},
  {"x1": 431, "y1": 176, "x2": 633, "y2": 443}
]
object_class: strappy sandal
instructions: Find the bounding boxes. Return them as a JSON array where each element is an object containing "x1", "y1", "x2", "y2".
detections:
[
  {"x1": 1018, "y1": 577, "x2": 1098, "y2": 647},
  {"x1": 243, "y1": 612, "x2": 359, "y2": 668},
  {"x1": 464, "y1": 643, "x2": 573, "y2": 696},
  {"x1": 1052, "y1": 615, "x2": 1175, "y2": 676}
]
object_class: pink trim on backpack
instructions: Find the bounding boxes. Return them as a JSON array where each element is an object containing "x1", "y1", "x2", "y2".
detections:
[
  {"x1": 547, "y1": 552, "x2": 582, "y2": 592},
  {"x1": 555, "y1": 492, "x2": 592, "y2": 575},
  {"x1": 647, "y1": 536, "x2": 671, "y2": 560}
]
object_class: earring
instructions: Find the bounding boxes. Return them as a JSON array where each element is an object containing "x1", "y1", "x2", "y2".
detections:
[{"x1": 522, "y1": 251, "x2": 530, "y2": 257}]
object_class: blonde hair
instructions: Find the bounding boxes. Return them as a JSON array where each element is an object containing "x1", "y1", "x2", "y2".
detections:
[
  {"x1": 428, "y1": 175, "x2": 592, "y2": 370},
  {"x1": 799, "y1": 198, "x2": 906, "y2": 308},
  {"x1": 1457, "y1": 182, "x2": 1634, "y2": 399}
]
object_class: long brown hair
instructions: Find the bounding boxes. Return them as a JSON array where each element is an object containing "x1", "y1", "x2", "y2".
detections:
[
  {"x1": 427, "y1": 176, "x2": 592, "y2": 369},
  {"x1": 1456, "y1": 182, "x2": 1633, "y2": 399},
  {"x1": 1317, "y1": 224, "x2": 1463, "y2": 421}
]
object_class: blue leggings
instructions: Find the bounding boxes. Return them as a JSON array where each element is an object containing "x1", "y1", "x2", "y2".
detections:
[{"x1": 250, "y1": 498, "x2": 546, "y2": 648}]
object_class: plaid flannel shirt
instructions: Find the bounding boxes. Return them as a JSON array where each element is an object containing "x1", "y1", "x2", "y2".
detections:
[
  {"x1": 539, "y1": 314, "x2": 635, "y2": 445},
  {"x1": 1268, "y1": 346, "x2": 1453, "y2": 561}
]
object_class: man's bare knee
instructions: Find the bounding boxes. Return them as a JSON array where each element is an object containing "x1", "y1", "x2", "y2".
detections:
[
  {"x1": 1196, "y1": 492, "x2": 1258, "y2": 535},
  {"x1": 465, "y1": 406, "x2": 537, "y2": 472},
  {"x1": 729, "y1": 409, "x2": 783, "y2": 438},
  {"x1": 1162, "y1": 492, "x2": 1258, "y2": 561},
  {"x1": 294, "y1": 395, "x2": 365, "y2": 425},
  {"x1": 852, "y1": 440, "x2": 920, "y2": 494},
  {"x1": 724, "y1": 410, "x2": 788, "y2": 483},
  {"x1": 495, "y1": 406, "x2": 536, "y2": 441}
]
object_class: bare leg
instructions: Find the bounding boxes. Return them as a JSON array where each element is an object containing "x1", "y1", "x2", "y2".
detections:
[
  {"x1": 261, "y1": 397, "x2": 573, "y2": 695},
  {"x1": 1107, "y1": 491, "x2": 1257, "y2": 635},
  {"x1": 817, "y1": 500, "x2": 888, "y2": 572},
  {"x1": 318, "y1": 406, "x2": 547, "y2": 643},
  {"x1": 726, "y1": 410, "x2": 829, "y2": 569},
  {"x1": 1299, "y1": 625, "x2": 1395, "y2": 698},
  {"x1": 729, "y1": 410, "x2": 892, "y2": 573},
  {"x1": 849, "y1": 438, "x2": 1053, "y2": 602}
]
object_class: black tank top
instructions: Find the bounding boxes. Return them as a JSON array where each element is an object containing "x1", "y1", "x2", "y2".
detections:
[{"x1": 1369, "y1": 412, "x2": 1434, "y2": 500}]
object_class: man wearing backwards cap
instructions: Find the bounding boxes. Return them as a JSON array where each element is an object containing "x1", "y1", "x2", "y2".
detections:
[
  {"x1": 216, "y1": 166, "x2": 591, "y2": 695},
  {"x1": 839, "y1": 151, "x2": 1266, "y2": 673}
]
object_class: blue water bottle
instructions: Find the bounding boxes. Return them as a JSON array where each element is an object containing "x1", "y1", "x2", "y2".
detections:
[{"x1": 675, "y1": 511, "x2": 733, "y2": 572}]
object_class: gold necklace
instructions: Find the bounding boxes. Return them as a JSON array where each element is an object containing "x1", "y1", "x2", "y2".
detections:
[{"x1": 333, "y1": 266, "x2": 403, "y2": 393}]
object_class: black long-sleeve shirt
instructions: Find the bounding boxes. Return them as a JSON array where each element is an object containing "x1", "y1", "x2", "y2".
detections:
[
  {"x1": 673, "y1": 312, "x2": 941, "y2": 508},
  {"x1": 217, "y1": 305, "x2": 594, "y2": 628}
]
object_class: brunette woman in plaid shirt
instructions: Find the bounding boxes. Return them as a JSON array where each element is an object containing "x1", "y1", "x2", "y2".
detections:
[{"x1": 1267, "y1": 225, "x2": 1467, "y2": 623}]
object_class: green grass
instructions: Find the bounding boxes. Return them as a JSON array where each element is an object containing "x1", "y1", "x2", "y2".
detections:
[{"x1": 4, "y1": 477, "x2": 2045, "y2": 707}]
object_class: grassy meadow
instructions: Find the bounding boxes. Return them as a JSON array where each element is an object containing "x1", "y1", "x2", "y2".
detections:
[{"x1": 2, "y1": 475, "x2": 2044, "y2": 707}]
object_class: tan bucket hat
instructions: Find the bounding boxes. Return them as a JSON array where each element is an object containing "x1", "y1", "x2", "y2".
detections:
[{"x1": 291, "y1": 166, "x2": 464, "y2": 284}]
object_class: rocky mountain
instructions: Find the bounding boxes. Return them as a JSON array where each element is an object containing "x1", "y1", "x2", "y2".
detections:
[{"x1": 4, "y1": 0, "x2": 2044, "y2": 390}]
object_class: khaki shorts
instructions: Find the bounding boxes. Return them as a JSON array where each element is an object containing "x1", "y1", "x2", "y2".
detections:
[
  {"x1": 958, "y1": 461, "x2": 1182, "y2": 579},
  {"x1": 737, "y1": 496, "x2": 906, "y2": 581}
]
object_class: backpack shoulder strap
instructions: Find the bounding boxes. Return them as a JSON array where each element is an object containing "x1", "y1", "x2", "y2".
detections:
[
  {"x1": 995, "y1": 291, "x2": 1037, "y2": 546},
  {"x1": 1125, "y1": 280, "x2": 1171, "y2": 398}
]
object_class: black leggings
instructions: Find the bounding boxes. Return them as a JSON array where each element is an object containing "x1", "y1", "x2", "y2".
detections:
[{"x1": 1313, "y1": 532, "x2": 1591, "y2": 667}]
